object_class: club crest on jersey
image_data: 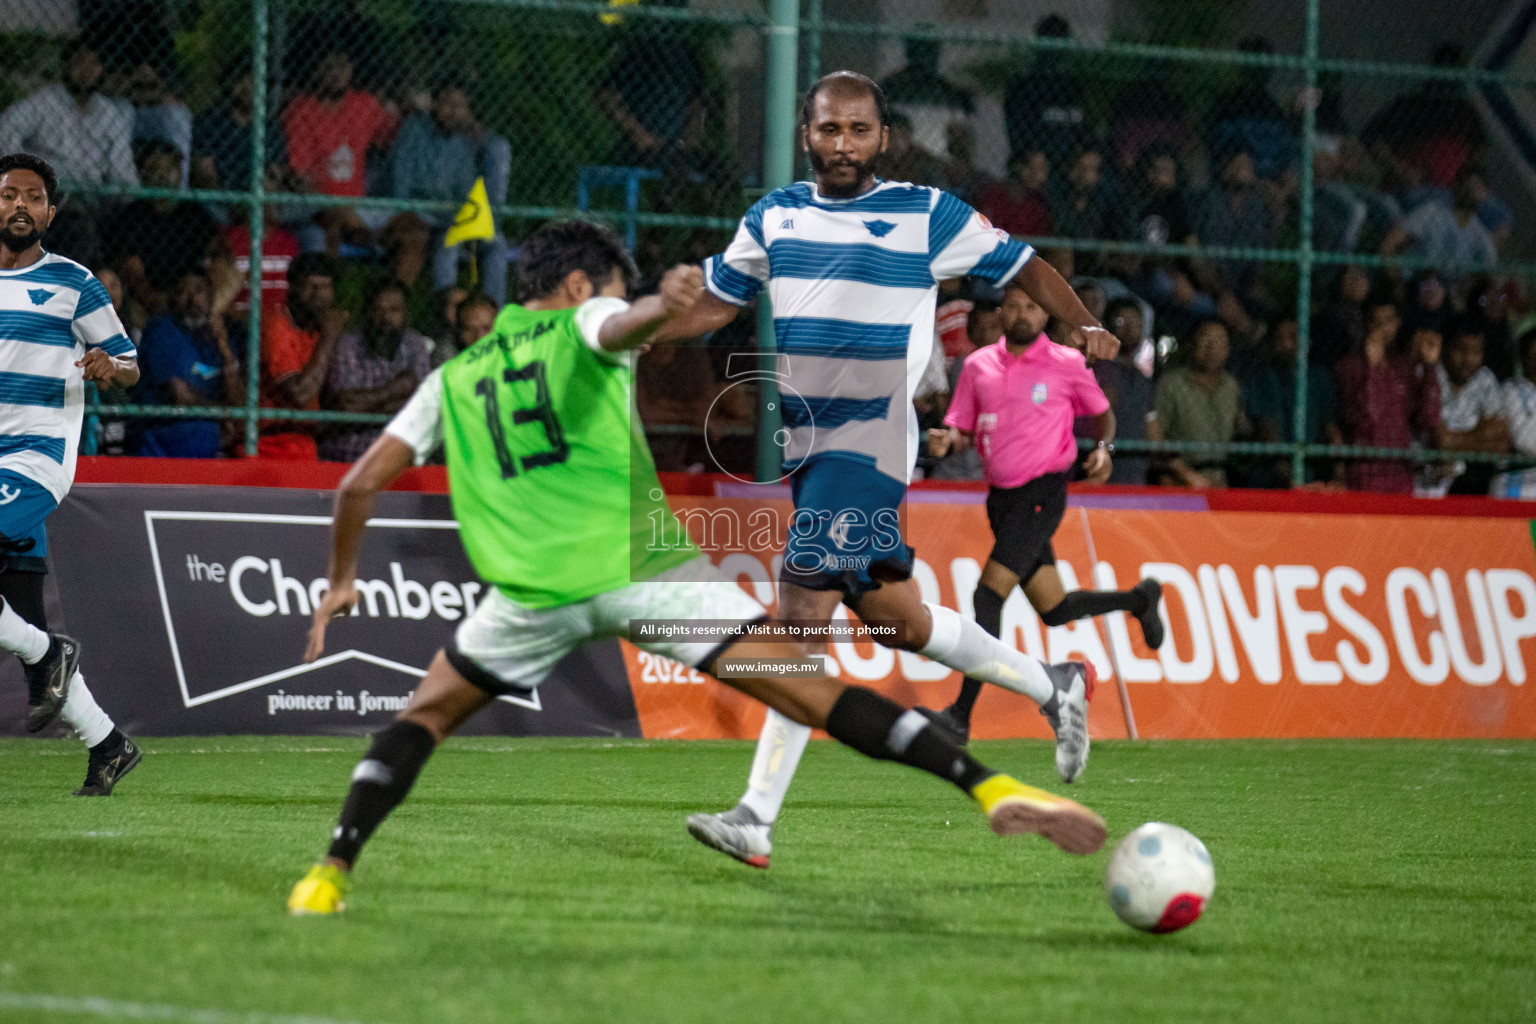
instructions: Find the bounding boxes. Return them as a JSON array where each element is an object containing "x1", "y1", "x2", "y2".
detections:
[
  {"x1": 975, "y1": 212, "x2": 1010, "y2": 241},
  {"x1": 27, "y1": 288, "x2": 53, "y2": 306},
  {"x1": 1032, "y1": 382, "x2": 1048, "y2": 404},
  {"x1": 863, "y1": 219, "x2": 896, "y2": 238}
]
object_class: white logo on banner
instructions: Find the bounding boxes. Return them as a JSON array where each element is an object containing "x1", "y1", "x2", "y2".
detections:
[{"x1": 143, "y1": 511, "x2": 541, "y2": 712}]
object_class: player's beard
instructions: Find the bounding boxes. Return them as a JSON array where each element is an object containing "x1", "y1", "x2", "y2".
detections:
[
  {"x1": 1003, "y1": 319, "x2": 1047, "y2": 348},
  {"x1": 809, "y1": 148, "x2": 879, "y2": 199},
  {"x1": 0, "y1": 219, "x2": 42, "y2": 253}
]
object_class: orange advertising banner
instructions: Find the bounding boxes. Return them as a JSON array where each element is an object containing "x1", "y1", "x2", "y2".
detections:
[{"x1": 623, "y1": 499, "x2": 1536, "y2": 740}]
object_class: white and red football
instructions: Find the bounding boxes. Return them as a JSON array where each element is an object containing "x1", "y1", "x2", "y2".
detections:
[{"x1": 1105, "y1": 822, "x2": 1215, "y2": 933}]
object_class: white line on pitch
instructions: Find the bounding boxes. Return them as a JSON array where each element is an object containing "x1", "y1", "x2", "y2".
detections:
[{"x1": 0, "y1": 992, "x2": 387, "y2": 1024}]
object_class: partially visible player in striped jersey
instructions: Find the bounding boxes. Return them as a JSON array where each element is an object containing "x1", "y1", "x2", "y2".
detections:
[
  {"x1": 658, "y1": 73, "x2": 1120, "y2": 867},
  {"x1": 0, "y1": 153, "x2": 143, "y2": 795}
]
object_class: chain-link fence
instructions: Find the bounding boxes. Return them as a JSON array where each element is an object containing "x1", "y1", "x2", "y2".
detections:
[{"x1": 0, "y1": 0, "x2": 1532, "y2": 493}]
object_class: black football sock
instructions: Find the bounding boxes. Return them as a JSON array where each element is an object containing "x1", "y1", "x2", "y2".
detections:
[
  {"x1": 949, "y1": 583, "x2": 1006, "y2": 722},
  {"x1": 89, "y1": 728, "x2": 127, "y2": 756},
  {"x1": 824, "y1": 686, "x2": 995, "y2": 794},
  {"x1": 326, "y1": 720, "x2": 437, "y2": 868},
  {"x1": 1039, "y1": 587, "x2": 1144, "y2": 627}
]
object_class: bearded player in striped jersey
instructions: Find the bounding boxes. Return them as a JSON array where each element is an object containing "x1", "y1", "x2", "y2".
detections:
[
  {"x1": 0, "y1": 153, "x2": 143, "y2": 795},
  {"x1": 655, "y1": 73, "x2": 1119, "y2": 868},
  {"x1": 288, "y1": 220, "x2": 1106, "y2": 915}
]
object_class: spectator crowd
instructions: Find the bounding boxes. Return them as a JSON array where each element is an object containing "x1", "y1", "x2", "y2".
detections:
[
  {"x1": 892, "y1": 17, "x2": 1526, "y2": 497},
  {"x1": 0, "y1": 13, "x2": 1530, "y2": 495}
]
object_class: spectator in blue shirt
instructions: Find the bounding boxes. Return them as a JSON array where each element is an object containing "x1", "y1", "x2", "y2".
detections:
[
  {"x1": 131, "y1": 270, "x2": 241, "y2": 458},
  {"x1": 1240, "y1": 315, "x2": 1341, "y2": 487},
  {"x1": 1197, "y1": 144, "x2": 1274, "y2": 299},
  {"x1": 390, "y1": 81, "x2": 511, "y2": 304},
  {"x1": 1205, "y1": 37, "x2": 1297, "y2": 183},
  {"x1": 191, "y1": 67, "x2": 291, "y2": 192}
]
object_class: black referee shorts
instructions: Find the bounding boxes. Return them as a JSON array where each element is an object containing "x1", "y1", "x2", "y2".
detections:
[{"x1": 984, "y1": 472, "x2": 1069, "y2": 582}]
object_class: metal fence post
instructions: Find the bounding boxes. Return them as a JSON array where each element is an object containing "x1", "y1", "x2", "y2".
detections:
[
  {"x1": 756, "y1": 0, "x2": 799, "y2": 482},
  {"x1": 802, "y1": 0, "x2": 822, "y2": 91},
  {"x1": 1291, "y1": 0, "x2": 1320, "y2": 486},
  {"x1": 244, "y1": 0, "x2": 271, "y2": 456}
]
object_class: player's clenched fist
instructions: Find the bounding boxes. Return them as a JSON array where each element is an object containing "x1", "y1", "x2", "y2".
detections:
[
  {"x1": 659, "y1": 264, "x2": 705, "y2": 314},
  {"x1": 1072, "y1": 325, "x2": 1119, "y2": 364},
  {"x1": 75, "y1": 348, "x2": 123, "y2": 383}
]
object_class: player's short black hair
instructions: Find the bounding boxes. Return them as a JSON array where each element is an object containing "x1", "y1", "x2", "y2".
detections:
[
  {"x1": 515, "y1": 219, "x2": 637, "y2": 303},
  {"x1": 800, "y1": 71, "x2": 888, "y2": 128},
  {"x1": 287, "y1": 251, "x2": 340, "y2": 287},
  {"x1": 0, "y1": 153, "x2": 59, "y2": 205},
  {"x1": 961, "y1": 276, "x2": 1004, "y2": 310}
]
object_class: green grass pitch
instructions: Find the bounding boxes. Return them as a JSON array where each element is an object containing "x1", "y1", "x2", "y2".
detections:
[{"x1": 2, "y1": 736, "x2": 1534, "y2": 1024}]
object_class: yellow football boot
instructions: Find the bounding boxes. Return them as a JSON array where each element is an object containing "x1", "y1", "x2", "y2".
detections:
[
  {"x1": 287, "y1": 863, "x2": 352, "y2": 915},
  {"x1": 971, "y1": 774, "x2": 1107, "y2": 855}
]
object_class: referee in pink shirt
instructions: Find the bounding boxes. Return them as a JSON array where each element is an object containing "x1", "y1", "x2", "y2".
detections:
[{"x1": 923, "y1": 277, "x2": 1166, "y2": 745}]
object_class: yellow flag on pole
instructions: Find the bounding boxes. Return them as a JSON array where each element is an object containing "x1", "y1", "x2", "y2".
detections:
[{"x1": 444, "y1": 176, "x2": 495, "y2": 248}]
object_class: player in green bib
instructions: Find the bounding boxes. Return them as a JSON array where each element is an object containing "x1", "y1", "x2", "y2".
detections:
[
  {"x1": 288, "y1": 221, "x2": 1106, "y2": 915},
  {"x1": 435, "y1": 282, "x2": 697, "y2": 607}
]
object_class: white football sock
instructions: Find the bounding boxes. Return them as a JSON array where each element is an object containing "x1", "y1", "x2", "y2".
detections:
[
  {"x1": 920, "y1": 602, "x2": 1055, "y2": 706},
  {"x1": 738, "y1": 708, "x2": 811, "y2": 824},
  {"x1": 0, "y1": 597, "x2": 49, "y2": 664},
  {"x1": 60, "y1": 673, "x2": 115, "y2": 748}
]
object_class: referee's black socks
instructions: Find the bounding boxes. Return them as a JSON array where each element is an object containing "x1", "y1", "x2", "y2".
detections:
[
  {"x1": 326, "y1": 720, "x2": 437, "y2": 868},
  {"x1": 949, "y1": 579, "x2": 1149, "y2": 724},
  {"x1": 1040, "y1": 586, "x2": 1146, "y2": 626},
  {"x1": 824, "y1": 686, "x2": 994, "y2": 793}
]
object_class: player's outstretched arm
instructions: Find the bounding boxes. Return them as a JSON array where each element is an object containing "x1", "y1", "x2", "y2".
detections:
[
  {"x1": 644, "y1": 284, "x2": 741, "y2": 345},
  {"x1": 305, "y1": 434, "x2": 416, "y2": 662},
  {"x1": 1010, "y1": 257, "x2": 1118, "y2": 363},
  {"x1": 595, "y1": 264, "x2": 719, "y2": 352}
]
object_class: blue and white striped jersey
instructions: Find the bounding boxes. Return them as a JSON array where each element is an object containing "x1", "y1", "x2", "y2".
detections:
[
  {"x1": 0, "y1": 251, "x2": 135, "y2": 501},
  {"x1": 704, "y1": 179, "x2": 1033, "y2": 483}
]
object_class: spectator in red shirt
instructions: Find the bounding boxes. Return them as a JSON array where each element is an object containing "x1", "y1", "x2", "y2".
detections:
[
  {"x1": 221, "y1": 217, "x2": 300, "y2": 318},
  {"x1": 258, "y1": 253, "x2": 347, "y2": 459},
  {"x1": 978, "y1": 147, "x2": 1052, "y2": 240},
  {"x1": 1334, "y1": 299, "x2": 1441, "y2": 493},
  {"x1": 214, "y1": 171, "x2": 302, "y2": 320},
  {"x1": 281, "y1": 47, "x2": 397, "y2": 254}
]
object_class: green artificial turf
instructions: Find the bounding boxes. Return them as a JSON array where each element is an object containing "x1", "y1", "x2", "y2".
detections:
[{"x1": 1, "y1": 737, "x2": 1533, "y2": 1024}]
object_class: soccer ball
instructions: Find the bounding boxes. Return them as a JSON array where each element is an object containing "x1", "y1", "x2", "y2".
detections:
[{"x1": 1104, "y1": 822, "x2": 1214, "y2": 933}]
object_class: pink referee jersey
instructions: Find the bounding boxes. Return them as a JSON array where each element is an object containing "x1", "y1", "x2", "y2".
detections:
[{"x1": 944, "y1": 335, "x2": 1110, "y2": 489}]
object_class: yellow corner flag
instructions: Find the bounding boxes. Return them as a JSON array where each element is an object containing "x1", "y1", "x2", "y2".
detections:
[
  {"x1": 444, "y1": 177, "x2": 495, "y2": 249},
  {"x1": 601, "y1": 0, "x2": 639, "y2": 26}
]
